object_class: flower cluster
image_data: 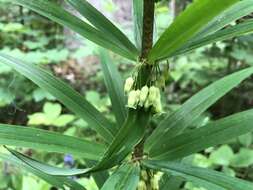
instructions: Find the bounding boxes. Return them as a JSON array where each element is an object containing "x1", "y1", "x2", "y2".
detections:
[
  {"x1": 137, "y1": 170, "x2": 159, "y2": 190},
  {"x1": 124, "y1": 77, "x2": 162, "y2": 113}
]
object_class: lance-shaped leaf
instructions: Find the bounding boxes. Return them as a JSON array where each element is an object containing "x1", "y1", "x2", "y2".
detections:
[
  {"x1": 7, "y1": 148, "x2": 88, "y2": 176},
  {"x1": 159, "y1": 175, "x2": 184, "y2": 190},
  {"x1": 143, "y1": 160, "x2": 253, "y2": 190},
  {"x1": 0, "y1": 153, "x2": 85, "y2": 190},
  {"x1": 65, "y1": 0, "x2": 138, "y2": 56},
  {"x1": 133, "y1": 0, "x2": 144, "y2": 50},
  {"x1": 0, "y1": 124, "x2": 105, "y2": 161},
  {"x1": 85, "y1": 160, "x2": 109, "y2": 189},
  {"x1": 0, "y1": 53, "x2": 116, "y2": 142},
  {"x1": 173, "y1": 19, "x2": 253, "y2": 56},
  {"x1": 99, "y1": 49, "x2": 127, "y2": 127},
  {"x1": 101, "y1": 163, "x2": 140, "y2": 190},
  {"x1": 149, "y1": 109, "x2": 253, "y2": 160},
  {"x1": 195, "y1": 0, "x2": 253, "y2": 39},
  {"x1": 145, "y1": 67, "x2": 253, "y2": 152},
  {"x1": 89, "y1": 110, "x2": 150, "y2": 172},
  {"x1": 12, "y1": 0, "x2": 136, "y2": 60},
  {"x1": 24, "y1": 110, "x2": 149, "y2": 176},
  {"x1": 148, "y1": 0, "x2": 240, "y2": 61}
]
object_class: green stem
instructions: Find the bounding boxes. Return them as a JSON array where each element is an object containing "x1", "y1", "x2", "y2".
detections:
[
  {"x1": 133, "y1": 0, "x2": 155, "y2": 161},
  {"x1": 134, "y1": 1, "x2": 156, "y2": 189}
]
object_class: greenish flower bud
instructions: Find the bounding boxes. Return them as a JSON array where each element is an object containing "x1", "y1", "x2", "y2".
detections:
[
  {"x1": 135, "y1": 89, "x2": 141, "y2": 106},
  {"x1": 127, "y1": 90, "x2": 140, "y2": 109},
  {"x1": 137, "y1": 180, "x2": 147, "y2": 190},
  {"x1": 144, "y1": 98, "x2": 151, "y2": 109},
  {"x1": 141, "y1": 170, "x2": 148, "y2": 181},
  {"x1": 124, "y1": 77, "x2": 134, "y2": 93},
  {"x1": 148, "y1": 86, "x2": 160, "y2": 103},
  {"x1": 154, "y1": 99, "x2": 162, "y2": 113},
  {"x1": 139, "y1": 86, "x2": 149, "y2": 106},
  {"x1": 151, "y1": 177, "x2": 159, "y2": 190}
]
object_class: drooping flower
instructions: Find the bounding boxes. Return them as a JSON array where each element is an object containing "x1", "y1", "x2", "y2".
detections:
[
  {"x1": 139, "y1": 86, "x2": 149, "y2": 106},
  {"x1": 124, "y1": 77, "x2": 134, "y2": 93},
  {"x1": 127, "y1": 90, "x2": 140, "y2": 109}
]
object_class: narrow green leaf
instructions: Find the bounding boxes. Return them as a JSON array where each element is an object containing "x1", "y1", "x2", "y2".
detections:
[
  {"x1": 196, "y1": 0, "x2": 253, "y2": 39},
  {"x1": 143, "y1": 160, "x2": 253, "y2": 190},
  {"x1": 145, "y1": 67, "x2": 253, "y2": 152},
  {"x1": 150, "y1": 109, "x2": 253, "y2": 160},
  {"x1": 66, "y1": 0, "x2": 138, "y2": 56},
  {"x1": 89, "y1": 110, "x2": 150, "y2": 172},
  {"x1": 0, "y1": 124, "x2": 105, "y2": 160},
  {"x1": 174, "y1": 0, "x2": 253, "y2": 57},
  {"x1": 0, "y1": 153, "x2": 85, "y2": 190},
  {"x1": 133, "y1": 0, "x2": 143, "y2": 50},
  {"x1": 101, "y1": 163, "x2": 140, "y2": 190},
  {"x1": 99, "y1": 49, "x2": 127, "y2": 127},
  {"x1": 13, "y1": 0, "x2": 136, "y2": 60},
  {"x1": 7, "y1": 148, "x2": 87, "y2": 176},
  {"x1": 173, "y1": 20, "x2": 253, "y2": 56},
  {"x1": 85, "y1": 160, "x2": 109, "y2": 189},
  {"x1": 148, "y1": 0, "x2": 240, "y2": 61},
  {"x1": 0, "y1": 53, "x2": 116, "y2": 142},
  {"x1": 159, "y1": 175, "x2": 183, "y2": 190}
]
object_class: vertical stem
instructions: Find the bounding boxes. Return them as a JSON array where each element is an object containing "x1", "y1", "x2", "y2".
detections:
[
  {"x1": 137, "y1": 0, "x2": 155, "y2": 88},
  {"x1": 133, "y1": 0, "x2": 155, "y2": 161},
  {"x1": 141, "y1": 0, "x2": 155, "y2": 59},
  {"x1": 134, "y1": 1, "x2": 156, "y2": 189}
]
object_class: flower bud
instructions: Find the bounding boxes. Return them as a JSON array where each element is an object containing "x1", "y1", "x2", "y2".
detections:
[
  {"x1": 141, "y1": 170, "x2": 148, "y2": 181},
  {"x1": 144, "y1": 99, "x2": 151, "y2": 109},
  {"x1": 127, "y1": 90, "x2": 140, "y2": 109},
  {"x1": 154, "y1": 99, "x2": 162, "y2": 113},
  {"x1": 139, "y1": 86, "x2": 149, "y2": 106},
  {"x1": 135, "y1": 89, "x2": 141, "y2": 105},
  {"x1": 137, "y1": 180, "x2": 147, "y2": 190},
  {"x1": 124, "y1": 77, "x2": 134, "y2": 93},
  {"x1": 151, "y1": 177, "x2": 159, "y2": 190},
  {"x1": 148, "y1": 86, "x2": 160, "y2": 103}
]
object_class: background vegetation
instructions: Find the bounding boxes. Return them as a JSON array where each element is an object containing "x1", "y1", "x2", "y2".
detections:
[{"x1": 0, "y1": 0, "x2": 253, "y2": 189}]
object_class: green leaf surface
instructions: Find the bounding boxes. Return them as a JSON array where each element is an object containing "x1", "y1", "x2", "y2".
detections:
[
  {"x1": 7, "y1": 148, "x2": 87, "y2": 176},
  {"x1": 209, "y1": 145, "x2": 234, "y2": 166},
  {"x1": 99, "y1": 49, "x2": 127, "y2": 127},
  {"x1": 143, "y1": 160, "x2": 253, "y2": 190},
  {"x1": 149, "y1": 109, "x2": 253, "y2": 160},
  {"x1": 230, "y1": 148, "x2": 253, "y2": 167},
  {"x1": 238, "y1": 133, "x2": 252, "y2": 147},
  {"x1": 173, "y1": 20, "x2": 253, "y2": 56},
  {"x1": 89, "y1": 110, "x2": 150, "y2": 172},
  {"x1": 148, "y1": 0, "x2": 239, "y2": 61},
  {"x1": 12, "y1": 0, "x2": 136, "y2": 60},
  {"x1": 145, "y1": 67, "x2": 253, "y2": 152},
  {"x1": 133, "y1": 0, "x2": 143, "y2": 50},
  {"x1": 0, "y1": 153, "x2": 85, "y2": 190},
  {"x1": 54, "y1": 114, "x2": 75, "y2": 127},
  {"x1": 0, "y1": 124, "x2": 105, "y2": 161},
  {"x1": 159, "y1": 174, "x2": 183, "y2": 190},
  {"x1": 43, "y1": 102, "x2": 61, "y2": 119},
  {"x1": 65, "y1": 0, "x2": 138, "y2": 56},
  {"x1": 196, "y1": 0, "x2": 253, "y2": 39},
  {"x1": 85, "y1": 160, "x2": 109, "y2": 189},
  {"x1": 0, "y1": 53, "x2": 116, "y2": 142},
  {"x1": 101, "y1": 163, "x2": 140, "y2": 190}
]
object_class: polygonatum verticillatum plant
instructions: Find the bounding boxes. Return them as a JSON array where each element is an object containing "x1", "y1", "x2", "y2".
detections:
[{"x1": 1, "y1": 0, "x2": 253, "y2": 189}]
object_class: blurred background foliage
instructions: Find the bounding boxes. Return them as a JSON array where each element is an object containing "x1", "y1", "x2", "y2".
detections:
[{"x1": 0, "y1": 0, "x2": 253, "y2": 189}]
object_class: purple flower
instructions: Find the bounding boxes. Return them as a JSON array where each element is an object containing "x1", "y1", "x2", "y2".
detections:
[{"x1": 64, "y1": 154, "x2": 74, "y2": 166}]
